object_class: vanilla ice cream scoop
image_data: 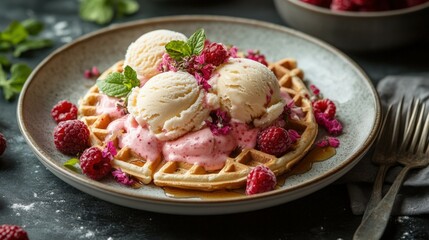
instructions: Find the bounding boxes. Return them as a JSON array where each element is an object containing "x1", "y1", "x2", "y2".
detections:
[
  {"x1": 124, "y1": 29, "x2": 187, "y2": 83},
  {"x1": 209, "y1": 58, "x2": 285, "y2": 127},
  {"x1": 127, "y1": 71, "x2": 211, "y2": 141}
]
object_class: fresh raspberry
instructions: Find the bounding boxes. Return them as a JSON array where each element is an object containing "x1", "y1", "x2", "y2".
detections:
[
  {"x1": 53, "y1": 120, "x2": 90, "y2": 155},
  {"x1": 80, "y1": 147, "x2": 112, "y2": 180},
  {"x1": 0, "y1": 132, "x2": 6, "y2": 156},
  {"x1": 245, "y1": 165, "x2": 277, "y2": 195},
  {"x1": 331, "y1": 0, "x2": 357, "y2": 10},
  {"x1": 0, "y1": 225, "x2": 29, "y2": 240},
  {"x1": 256, "y1": 126, "x2": 292, "y2": 157},
  {"x1": 202, "y1": 42, "x2": 229, "y2": 66},
  {"x1": 301, "y1": 0, "x2": 331, "y2": 7},
  {"x1": 406, "y1": 0, "x2": 427, "y2": 7},
  {"x1": 51, "y1": 100, "x2": 78, "y2": 123},
  {"x1": 312, "y1": 99, "x2": 336, "y2": 119}
]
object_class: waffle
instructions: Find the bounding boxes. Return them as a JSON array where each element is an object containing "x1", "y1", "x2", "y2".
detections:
[
  {"x1": 78, "y1": 58, "x2": 318, "y2": 191},
  {"x1": 78, "y1": 60, "x2": 161, "y2": 184},
  {"x1": 153, "y1": 58, "x2": 318, "y2": 191}
]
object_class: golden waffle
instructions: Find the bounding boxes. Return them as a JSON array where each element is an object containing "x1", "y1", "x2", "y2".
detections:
[
  {"x1": 153, "y1": 58, "x2": 318, "y2": 191},
  {"x1": 78, "y1": 60, "x2": 160, "y2": 184}
]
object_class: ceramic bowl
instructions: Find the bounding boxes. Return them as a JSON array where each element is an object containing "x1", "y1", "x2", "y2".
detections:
[{"x1": 274, "y1": 0, "x2": 429, "y2": 52}]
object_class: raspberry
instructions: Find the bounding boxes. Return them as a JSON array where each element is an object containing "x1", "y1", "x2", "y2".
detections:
[
  {"x1": 301, "y1": 0, "x2": 331, "y2": 7},
  {"x1": 245, "y1": 50, "x2": 268, "y2": 66},
  {"x1": 80, "y1": 147, "x2": 112, "y2": 180},
  {"x1": 331, "y1": 0, "x2": 357, "y2": 10},
  {"x1": 256, "y1": 126, "x2": 292, "y2": 157},
  {"x1": 53, "y1": 120, "x2": 90, "y2": 155},
  {"x1": 202, "y1": 42, "x2": 229, "y2": 66},
  {"x1": 0, "y1": 225, "x2": 29, "y2": 240},
  {"x1": 245, "y1": 165, "x2": 277, "y2": 195},
  {"x1": 51, "y1": 100, "x2": 78, "y2": 123},
  {"x1": 0, "y1": 132, "x2": 6, "y2": 156},
  {"x1": 312, "y1": 99, "x2": 336, "y2": 119}
]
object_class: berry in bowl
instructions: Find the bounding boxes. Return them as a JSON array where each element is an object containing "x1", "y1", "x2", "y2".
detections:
[{"x1": 274, "y1": 0, "x2": 429, "y2": 51}]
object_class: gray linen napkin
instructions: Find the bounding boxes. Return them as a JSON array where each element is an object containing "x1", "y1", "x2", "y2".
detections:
[{"x1": 341, "y1": 74, "x2": 429, "y2": 215}]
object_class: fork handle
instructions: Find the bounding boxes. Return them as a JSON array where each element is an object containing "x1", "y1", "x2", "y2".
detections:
[
  {"x1": 362, "y1": 165, "x2": 390, "y2": 220},
  {"x1": 353, "y1": 166, "x2": 411, "y2": 240}
]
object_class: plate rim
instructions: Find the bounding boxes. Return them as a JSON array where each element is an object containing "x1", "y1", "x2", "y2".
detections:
[{"x1": 17, "y1": 15, "x2": 381, "y2": 206}]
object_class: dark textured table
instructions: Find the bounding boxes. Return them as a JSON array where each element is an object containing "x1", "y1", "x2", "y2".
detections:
[{"x1": 1, "y1": 0, "x2": 429, "y2": 239}]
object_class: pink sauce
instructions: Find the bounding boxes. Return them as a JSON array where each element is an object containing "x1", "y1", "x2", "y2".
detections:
[
  {"x1": 96, "y1": 95, "x2": 125, "y2": 120},
  {"x1": 162, "y1": 128, "x2": 237, "y2": 171},
  {"x1": 230, "y1": 121, "x2": 259, "y2": 149},
  {"x1": 107, "y1": 115, "x2": 162, "y2": 162}
]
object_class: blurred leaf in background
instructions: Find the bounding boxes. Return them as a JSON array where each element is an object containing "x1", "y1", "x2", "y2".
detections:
[{"x1": 79, "y1": 0, "x2": 140, "y2": 25}]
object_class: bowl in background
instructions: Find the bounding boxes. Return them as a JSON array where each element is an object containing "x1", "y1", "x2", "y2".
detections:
[{"x1": 274, "y1": 0, "x2": 429, "y2": 52}]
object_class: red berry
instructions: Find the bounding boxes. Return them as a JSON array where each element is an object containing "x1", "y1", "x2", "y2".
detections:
[
  {"x1": 80, "y1": 147, "x2": 112, "y2": 180},
  {"x1": 53, "y1": 120, "x2": 90, "y2": 155},
  {"x1": 202, "y1": 42, "x2": 229, "y2": 66},
  {"x1": 245, "y1": 165, "x2": 277, "y2": 195},
  {"x1": 256, "y1": 126, "x2": 292, "y2": 157},
  {"x1": 51, "y1": 100, "x2": 78, "y2": 123},
  {"x1": 245, "y1": 50, "x2": 268, "y2": 66},
  {"x1": 312, "y1": 99, "x2": 336, "y2": 119},
  {"x1": 0, "y1": 225, "x2": 29, "y2": 240},
  {"x1": 0, "y1": 133, "x2": 6, "y2": 156},
  {"x1": 301, "y1": 0, "x2": 331, "y2": 7},
  {"x1": 331, "y1": 0, "x2": 357, "y2": 10}
]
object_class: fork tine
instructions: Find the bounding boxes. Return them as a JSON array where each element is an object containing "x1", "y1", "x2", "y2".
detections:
[
  {"x1": 390, "y1": 98, "x2": 404, "y2": 151},
  {"x1": 409, "y1": 102, "x2": 426, "y2": 153},
  {"x1": 401, "y1": 98, "x2": 421, "y2": 151},
  {"x1": 418, "y1": 112, "x2": 429, "y2": 153},
  {"x1": 375, "y1": 104, "x2": 393, "y2": 148}
]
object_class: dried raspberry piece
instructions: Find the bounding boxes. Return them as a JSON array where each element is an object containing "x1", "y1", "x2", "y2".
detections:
[
  {"x1": 256, "y1": 126, "x2": 292, "y2": 157},
  {"x1": 202, "y1": 42, "x2": 229, "y2": 66},
  {"x1": 0, "y1": 132, "x2": 6, "y2": 156},
  {"x1": 0, "y1": 225, "x2": 29, "y2": 240},
  {"x1": 312, "y1": 99, "x2": 336, "y2": 119},
  {"x1": 331, "y1": 0, "x2": 357, "y2": 10},
  {"x1": 51, "y1": 100, "x2": 78, "y2": 123},
  {"x1": 245, "y1": 165, "x2": 277, "y2": 195},
  {"x1": 245, "y1": 50, "x2": 268, "y2": 66},
  {"x1": 80, "y1": 147, "x2": 112, "y2": 180},
  {"x1": 53, "y1": 120, "x2": 90, "y2": 155}
]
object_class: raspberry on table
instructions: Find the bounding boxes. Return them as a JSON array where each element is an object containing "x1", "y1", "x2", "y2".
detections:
[
  {"x1": 0, "y1": 224, "x2": 29, "y2": 240},
  {"x1": 53, "y1": 120, "x2": 90, "y2": 155},
  {"x1": 80, "y1": 147, "x2": 112, "y2": 180},
  {"x1": 312, "y1": 98, "x2": 336, "y2": 119},
  {"x1": 51, "y1": 100, "x2": 78, "y2": 123},
  {"x1": 256, "y1": 126, "x2": 292, "y2": 157},
  {"x1": 0, "y1": 132, "x2": 6, "y2": 156},
  {"x1": 245, "y1": 165, "x2": 277, "y2": 195}
]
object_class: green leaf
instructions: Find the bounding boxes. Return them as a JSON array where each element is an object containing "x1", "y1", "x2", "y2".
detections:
[
  {"x1": 187, "y1": 28, "x2": 206, "y2": 55},
  {"x1": 64, "y1": 158, "x2": 81, "y2": 172},
  {"x1": 0, "y1": 63, "x2": 32, "y2": 101},
  {"x1": 79, "y1": 0, "x2": 114, "y2": 25},
  {"x1": 13, "y1": 39, "x2": 53, "y2": 57},
  {"x1": 21, "y1": 19, "x2": 44, "y2": 36},
  {"x1": 123, "y1": 65, "x2": 139, "y2": 88},
  {"x1": 0, "y1": 41, "x2": 12, "y2": 51},
  {"x1": 117, "y1": 0, "x2": 139, "y2": 17},
  {"x1": 97, "y1": 72, "x2": 130, "y2": 97},
  {"x1": 1, "y1": 21, "x2": 28, "y2": 45},
  {"x1": 0, "y1": 55, "x2": 11, "y2": 69},
  {"x1": 165, "y1": 40, "x2": 192, "y2": 61}
]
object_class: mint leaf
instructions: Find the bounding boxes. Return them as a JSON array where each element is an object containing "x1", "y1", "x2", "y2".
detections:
[
  {"x1": 0, "y1": 41, "x2": 12, "y2": 51},
  {"x1": 64, "y1": 158, "x2": 81, "y2": 172},
  {"x1": 21, "y1": 19, "x2": 44, "y2": 36},
  {"x1": 165, "y1": 40, "x2": 192, "y2": 61},
  {"x1": 0, "y1": 55, "x2": 11, "y2": 69},
  {"x1": 0, "y1": 63, "x2": 31, "y2": 101},
  {"x1": 117, "y1": 0, "x2": 139, "y2": 17},
  {"x1": 97, "y1": 66, "x2": 140, "y2": 98},
  {"x1": 187, "y1": 28, "x2": 206, "y2": 55},
  {"x1": 13, "y1": 39, "x2": 53, "y2": 57},
  {"x1": 123, "y1": 65, "x2": 140, "y2": 89},
  {"x1": 1, "y1": 21, "x2": 28, "y2": 45},
  {"x1": 79, "y1": 0, "x2": 114, "y2": 25}
]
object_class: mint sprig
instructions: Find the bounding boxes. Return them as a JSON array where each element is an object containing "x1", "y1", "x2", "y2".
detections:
[
  {"x1": 79, "y1": 0, "x2": 139, "y2": 25},
  {"x1": 96, "y1": 65, "x2": 140, "y2": 98},
  {"x1": 0, "y1": 63, "x2": 32, "y2": 100},
  {"x1": 64, "y1": 158, "x2": 81, "y2": 173},
  {"x1": 165, "y1": 28, "x2": 206, "y2": 61}
]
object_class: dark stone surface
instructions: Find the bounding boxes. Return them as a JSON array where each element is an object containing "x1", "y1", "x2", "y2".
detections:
[{"x1": 0, "y1": 0, "x2": 428, "y2": 239}]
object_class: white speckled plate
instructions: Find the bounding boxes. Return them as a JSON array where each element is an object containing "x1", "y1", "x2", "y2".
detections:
[{"x1": 17, "y1": 15, "x2": 380, "y2": 215}]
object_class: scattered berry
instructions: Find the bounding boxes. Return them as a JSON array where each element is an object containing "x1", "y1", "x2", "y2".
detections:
[
  {"x1": 51, "y1": 100, "x2": 78, "y2": 123},
  {"x1": 0, "y1": 224, "x2": 29, "y2": 240},
  {"x1": 315, "y1": 112, "x2": 343, "y2": 135},
  {"x1": 91, "y1": 66, "x2": 100, "y2": 77},
  {"x1": 245, "y1": 165, "x2": 277, "y2": 195},
  {"x1": 202, "y1": 42, "x2": 230, "y2": 66},
  {"x1": 0, "y1": 133, "x2": 6, "y2": 156},
  {"x1": 313, "y1": 99, "x2": 336, "y2": 119},
  {"x1": 83, "y1": 69, "x2": 92, "y2": 79},
  {"x1": 53, "y1": 120, "x2": 90, "y2": 155},
  {"x1": 257, "y1": 126, "x2": 292, "y2": 157},
  {"x1": 80, "y1": 147, "x2": 112, "y2": 180},
  {"x1": 245, "y1": 50, "x2": 268, "y2": 66}
]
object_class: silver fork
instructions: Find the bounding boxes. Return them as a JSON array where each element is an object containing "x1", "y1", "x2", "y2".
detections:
[
  {"x1": 361, "y1": 99, "x2": 403, "y2": 221},
  {"x1": 354, "y1": 98, "x2": 429, "y2": 240}
]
